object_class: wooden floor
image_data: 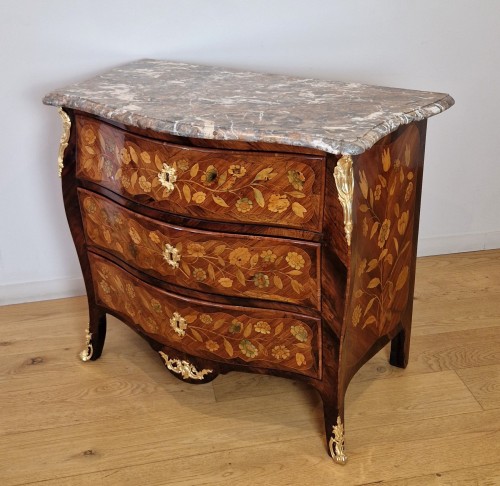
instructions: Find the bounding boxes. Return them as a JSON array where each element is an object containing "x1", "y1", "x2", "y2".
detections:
[{"x1": 1, "y1": 250, "x2": 499, "y2": 486}]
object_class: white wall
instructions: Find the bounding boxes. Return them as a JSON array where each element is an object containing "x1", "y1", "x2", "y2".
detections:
[{"x1": 0, "y1": 0, "x2": 499, "y2": 305}]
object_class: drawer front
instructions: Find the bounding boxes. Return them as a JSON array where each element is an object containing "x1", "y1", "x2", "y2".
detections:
[
  {"x1": 76, "y1": 116, "x2": 324, "y2": 231},
  {"x1": 89, "y1": 253, "x2": 321, "y2": 378},
  {"x1": 80, "y1": 190, "x2": 320, "y2": 308}
]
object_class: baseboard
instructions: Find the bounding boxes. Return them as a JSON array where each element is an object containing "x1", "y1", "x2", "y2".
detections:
[
  {"x1": 0, "y1": 276, "x2": 85, "y2": 306},
  {"x1": 1, "y1": 231, "x2": 499, "y2": 306},
  {"x1": 417, "y1": 231, "x2": 500, "y2": 257}
]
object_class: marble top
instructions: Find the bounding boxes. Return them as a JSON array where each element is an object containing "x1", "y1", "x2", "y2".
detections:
[{"x1": 43, "y1": 59, "x2": 454, "y2": 155}]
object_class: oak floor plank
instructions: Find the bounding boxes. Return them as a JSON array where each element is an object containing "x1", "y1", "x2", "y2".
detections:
[
  {"x1": 361, "y1": 462, "x2": 500, "y2": 485},
  {"x1": 456, "y1": 363, "x2": 500, "y2": 411}
]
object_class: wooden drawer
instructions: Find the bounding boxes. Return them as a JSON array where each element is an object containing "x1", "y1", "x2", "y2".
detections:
[
  {"x1": 89, "y1": 253, "x2": 321, "y2": 378},
  {"x1": 80, "y1": 190, "x2": 320, "y2": 308},
  {"x1": 76, "y1": 116, "x2": 324, "y2": 232}
]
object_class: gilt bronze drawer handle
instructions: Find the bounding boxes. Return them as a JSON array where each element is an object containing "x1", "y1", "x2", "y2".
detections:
[
  {"x1": 159, "y1": 351, "x2": 213, "y2": 380},
  {"x1": 163, "y1": 243, "x2": 181, "y2": 268},
  {"x1": 158, "y1": 163, "x2": 177, "y2": 192}
]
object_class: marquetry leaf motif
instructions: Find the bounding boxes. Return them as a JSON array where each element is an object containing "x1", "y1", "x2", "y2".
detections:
[
  {"x1": 223, "y1": 338, "x2": 234, "y2": 357},
  {"x1": 213, "y1": 318, "x2": 225, "y2": 330},
  {"x1": 154, "y1": 154, "x2": 163, "y2": 171},
  {"x1": 236, "y1": 269, "x2": 246, "y2": 286},
  {"x1": 367, "y1": 259, "x2": 379, "y2": 272},
  {"x1": 129, "y1": 146, "x2": 139, "y2": 164},
  {"x1": 292, "y1": 202, "x2": 307, "y2": 218},
  {"x1": 243, "y1": 323, "x2": 252, "y2": 338},
  {"x1": 253, "y1": 188, "x2": 265, "y2": 208},
  {"x1": 254, "y1": 167, "x2": 275, "y2": 181},
  {"x1": 370, "y1": 222, "x2": 380, "y2": 239},
  {"x1": 287, "y1": 191, "x2": 306, "y2": 198},
  {"x1": 182, "y1": 184, "x2": 191, "y2": 203},
  {"x1": 291, "y1": 280, "x2": 303, "y2": 294},
  {"x1": 275, "y1": 322, "x2": 284, "y2": 336},
  {"x1": 274, "y1": 275, "x2": 283, "y2": 289},
  {"x1": 190, "y1": 163, "x2": 199, "y2": 178},
  {"x1": 364, "y1": 298, "x2": 376, "y2": 316},
  {"x1": 214, "y1": 244, "x2": 226, "y2": 255},
  {"x1": 396, "y1": 266, "x2": 409, "y2": 291},
  {"x1": 191, "y1": 329, "x2": 203, "y2": 343},
  {"x1": 212, "y1": 195, "x2": 229, "y2": 207},
  {"x1": 368, "y1": 278, "x2": 380, "y2": 289}
]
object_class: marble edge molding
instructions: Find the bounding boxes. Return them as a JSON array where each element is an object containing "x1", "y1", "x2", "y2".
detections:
[{"x1": 43, "y1": 86, "x2": 454, "y2": 157}]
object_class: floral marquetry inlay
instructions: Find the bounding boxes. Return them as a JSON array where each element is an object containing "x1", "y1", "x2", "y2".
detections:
[
  {"x1": 349, "y1": 126, "x2": 420, "y2": 336},
  {"x1": 75, "y1": 116, "x2": 324, "y2": 231},
  {"x1": 79, "y1": 190, "x2": 320, "y2": 308},
  {"x1": 89, "y1": 254, "x2": 320, "y2": 378}
]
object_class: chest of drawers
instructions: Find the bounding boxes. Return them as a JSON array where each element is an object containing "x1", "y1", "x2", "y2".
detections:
[{"x1": 43, "y1": 60, "x2": 453, "y2": 464}]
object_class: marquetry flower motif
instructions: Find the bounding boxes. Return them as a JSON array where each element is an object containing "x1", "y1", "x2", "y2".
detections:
[
  {"x1": 82, "y1": 127, "x2": 96, "y2": 145},
  {"x1": 170, "y1": 312, "x2": 187, "y2": 337},
  {"x1": 260, "y1": 250, "x2": 277, "y2": 263},
  {"x1": 200, "y1": 314, "x2": 213, "y2": 325},
  {"x1": 352, "y1": 304, "x2": 362, "y2": 327},
  {"x1": 120, "y1": 148, "x2": 131, "y2": 165},
  {"x1": 201, "y1": 165, "x2": 218, "y2": 185},
  {"x1": 150, "y1": 299, "x2": 162, "y2": 314},
  {"x1": 229, "y1": 320, "x2": 243, "y2": 334},
  {"x1": 253, "y1": 273, "x2": 269, "y2": 288},
  {"x1": 287, "y1": 170, "x2": 306, "y2": 190},
  {"x1": 398, "y1": 211, "x2": 409, "y2": 235},
  {"x1": 286, "y1": 252, "x2": 305, "y2": 270},
  {"x1": 121, "y1": 175, "x2": 131, "y2": 188},
  {"x1": 103, "y1": 160, "x2": 113, "y2": 178},
  {"x1": 177, "y1": 159, "x2": 189, "y2": 171},
  {"x1": 125, "y1": 283, "x2": 136, "y2": 299},
  {"x1": 290, "y1": 325, "x2": 308, "y2": 343},
  {"x1": 192, "y1": 191, "x2": 206, "y2": 204},
  {"x1": 99, "y1": 280, "x2": 111, "y2": 294},
  {"x1": 228, "y1": 164, "x2": 247, "y2": 178},
  {"x1": 405, "y1": 182, "x2": 413, "y2": 202},
  {"x1": 158, "y1": 163, "x2": 177, "y2": 192},
  {"x1": 193, "y1": 268, "x2": 207, "y2": 282},
  {"x1": 377, "y1": 219, "x2": 391, "y2": 248},
  {"x1": 272, "y1": 345, "x2": 290, "y2": 360},
  {"x1": 103, "y1": 229, "x2": 112, "y2": 244},
  {"x1": 83, "y1": 198, "x2": 97, "y2": 214},
  {"x1": 149, "y1": 232, "x2": 161, "y2": 244},
  {"x1": 236, "y1": 197, "x2": 253, "y2": 213},
  {"x1": 187, "y1": 243, "x2": 205, "y2": 257},
  {"x1": 206, "y1": 340, "x2": 219, "y2": 352},
  {"x1": 374, "y1": 184, "x2": 382, "y2": 200},
  {"x1": 254, "y1": 321, "x2": 271, "y2": 334},
  {"x1": 218, "y1": 277, "x2": 233, "y2": 288},
  {"x1": 229, "y1": 247, "x2": 252, "y2": 267},
  {"x1": 138, "y1": 176, "x2": 152, "y2": 193},
  {"x1": 267, "y1": 194, "x2": 290, "y2": 213},
  {"x1": 239, "y1": 339, "x2": 258, "y2": 358},
  {"x1": 128, "y1": 227, "x2": 142, "y2": 244}
]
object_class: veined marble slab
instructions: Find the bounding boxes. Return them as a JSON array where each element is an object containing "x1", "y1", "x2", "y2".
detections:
[{"x1": 43, "y1": 59, "x2": 454, "y2": 155}]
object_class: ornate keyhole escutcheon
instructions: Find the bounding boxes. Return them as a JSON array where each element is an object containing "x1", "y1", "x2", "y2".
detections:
[
  {"x1": 163, "y1": 243, "x2": 181, "y2": 268},
  {"x1": 158, "y1": 163, "x2": 177, "y2": 192}
]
